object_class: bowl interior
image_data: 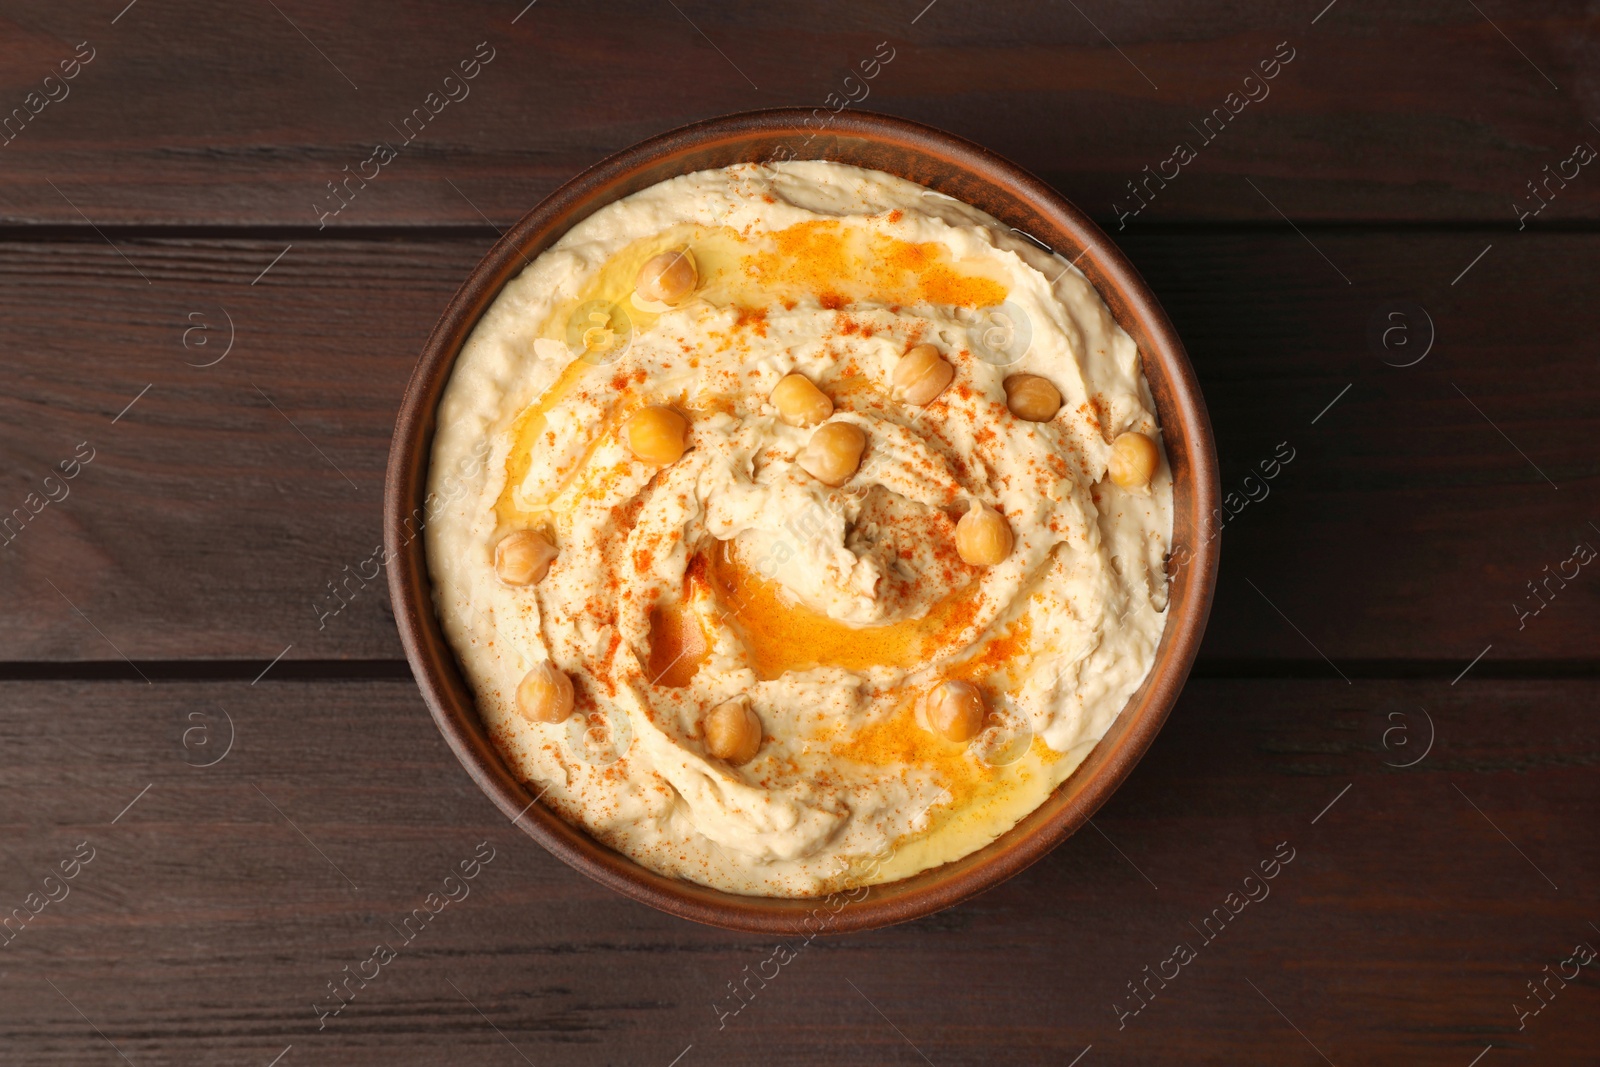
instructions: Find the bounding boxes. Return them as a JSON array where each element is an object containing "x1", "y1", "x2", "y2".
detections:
[{"x1": 385, "y1": 109, "x2": 1218, "y2": 934}]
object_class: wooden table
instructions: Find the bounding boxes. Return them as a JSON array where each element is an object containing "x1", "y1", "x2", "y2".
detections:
[{"x1": 2, "y1": 2, "x2": 1596, "y2": 1063}]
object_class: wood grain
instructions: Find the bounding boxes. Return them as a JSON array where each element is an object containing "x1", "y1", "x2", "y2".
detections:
[
  {"x1": 3, "y1": 3, "x2": 1595, "y2": 1062},
  {"x1": 0, "y1": 677, "x2": 1592, "y2": 1065},
  {"x1": 0, "y1": 1, "x2": 1596, "y2": 227},
  {"x1": 0, "y1": 232, "x2": 1594, "y2": 665}
]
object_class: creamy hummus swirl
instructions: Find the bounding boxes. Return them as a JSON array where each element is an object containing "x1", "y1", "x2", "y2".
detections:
[{"x1": 426, "y1": 161, "x2": 1172, "y2": 897}]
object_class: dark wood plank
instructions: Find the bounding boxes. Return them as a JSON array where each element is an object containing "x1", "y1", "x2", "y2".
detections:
[
  {"x1": 0, "y1": 677, "x2": 1593, "y2": 1064},
  {"x1": 0, "y1": 1, "x2": 1596, "y2": 227},
  {"x1": 0, "y1": 236, "x2": 454, "y2": 663},
  {"x1": 1140, "y1": 228, "x2": 1600, "y2": 669},
  {"x1": 1, "y1": 231, "x2": 1595, "y2": 665}
]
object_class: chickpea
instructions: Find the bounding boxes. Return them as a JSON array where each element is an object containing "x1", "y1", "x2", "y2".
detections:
[
  {"x1": 955, "y1": 499, "x2": 1013, "y2": 566},
  {"x1": 635, "y1": 249, "x2": 698, "y2": 304},
  {"x1": 1108, "y1": 431, "x2": 1160, "y2": 490},
  {"x1": 516, "y1": 661, "x2": 575, "y2": 724},
  {"x1": 797, "y1": 420, "x2": 867, "y2": 487},
  {"x1": 494, "y1": 529, "x2": 558, "y2": 586},
  {"x1": 771, "y1": 373, "x2": 834, "y2": 428},
  {"x1": 624, "y1": 405, "x2": 689, "y2": 466},
  {"x1": 704, "y1": 696, "x2": 762, "y2": 764},
  {"x1": 923, "y1": 680, "x2": 986, "y2": 743},
  {"x1": 891, "y1": 344, "x2": 954, "y2": 406},
  {"x1": 1003, "y1": 374, "x2": 1062, "y2": 422}
]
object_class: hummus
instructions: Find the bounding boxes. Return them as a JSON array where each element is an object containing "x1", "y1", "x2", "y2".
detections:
[{"x1": 426, "y1": 161, "x2": 1172, "y2": 897}]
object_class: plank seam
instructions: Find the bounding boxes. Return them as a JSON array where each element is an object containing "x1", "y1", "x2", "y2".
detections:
[
  {"x1": 0, "y1": 660, "x2": 1595, "y2": 682},
  {"x1": 4, "y1": 220, "x2": 1600, "y2": 243}
]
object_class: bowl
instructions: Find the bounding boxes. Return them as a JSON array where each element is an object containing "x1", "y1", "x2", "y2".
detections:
[{"x1": 385, "y1": 108, "x2": 1219, "y2": 934}]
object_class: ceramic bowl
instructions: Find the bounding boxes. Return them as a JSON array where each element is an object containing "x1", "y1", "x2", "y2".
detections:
[{"x1": 385, "y1": 108, "x2": 1219, "y2": 933}]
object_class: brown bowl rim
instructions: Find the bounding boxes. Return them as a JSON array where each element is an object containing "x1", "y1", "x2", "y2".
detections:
[{"x1": 384, "y1": 107, "x2": 1219, "y2": 934}]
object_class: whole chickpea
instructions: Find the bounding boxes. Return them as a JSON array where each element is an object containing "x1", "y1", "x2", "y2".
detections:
[
  {"x1": 1003, "y1": 374, "x2": 1062, "y2": 422},
  {"x1": 516, "y1": 661, "x2": 575, "y2": 724},
  {"x1": 923, "y1": 680, "x2": 986, "y2": 742},
  {"x1": 1107, "y1": 431, "x2": 1160, "y2": 490},
  {"x1": 797, "y1": 420, "x2": 867, "y2": 487},
  {"x1": 771, "y1": 373, "x2": 834, "y2": 428},
  {"x1": 635, "y1": 249, "x2": 698, "y2": 304},
  {"x1": 494, "y1": 529, "x2": 558, "y2": 586},
  {"x1": 704, "y1": 696, "x2": 762, "y2": 764},
  {"x1": 624, "y1": 405, "x2": 689, "y2": 466},
  {"x1": 891, "y1": 344, "x2": 954, "y2": 406},
  {"x1": 955, "y1": 499, "x2": 1013, "y2": 566}
]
